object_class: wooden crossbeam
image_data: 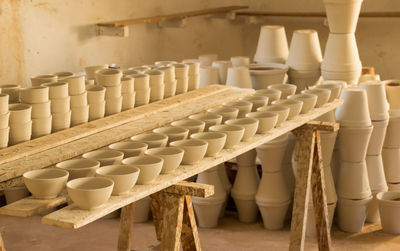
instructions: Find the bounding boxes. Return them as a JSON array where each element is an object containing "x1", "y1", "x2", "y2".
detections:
[{"x1": 164, "y1": 181, "x2": 214, "y2": 198}]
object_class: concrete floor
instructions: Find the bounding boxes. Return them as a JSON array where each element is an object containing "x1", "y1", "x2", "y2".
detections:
[{"x1": 1, "y1": 213, "x2": 400, "y2": 251}]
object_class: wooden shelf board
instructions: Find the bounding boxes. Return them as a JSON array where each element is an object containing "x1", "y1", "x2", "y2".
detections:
[
  {"x1": 97, "y1": 6, "x2": 248, "y2": 27},
  {"x1": 0, "y1": 86, "x2": 252, "y2": 188},
  {"x1": 236, "y1": 11, "x2": 400, "y2": 18},
  {"x1": 40, "y1": 100, "x2": 342, "y2": 229}
]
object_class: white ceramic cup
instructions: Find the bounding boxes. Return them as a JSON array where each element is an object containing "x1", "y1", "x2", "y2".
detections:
[
  {"x1": 105, "y1": 96, "x2": 123, "y2": 116},
  {"x1": 132, "y1": 74, "x2": 150, "y2": 90},
  {"x1": 71, "y1": 105, "x2": 89, "y2": 126},
  {"x1": 51, "y1": 96, "x2": 70, "y2": 114},
  {"x1": 52, "y1": 110, "x2": 71, "y2": 132},
  {"x1": 87, "y1": 85, "x2": 106, "y2": 104},
  {"x1": 9, "y1": 103, "x2": 32, "y2": 124},
  {"x1": 42, "y1": 82, "x2": 69, "y2": 99},
  {"x1": 32, "y1": 115, "x2": 52, "y2": 138},
  {"x1": 65, "y1": 76, "x2": 86, "y2": 96},
  {"x1": 89, "y1": 100, "x2": 105, "y2": 121},
  {"x1": 122, "y1": 92, "x2": 136, "y2": 111},
  {"x1": 121, "y1": 77, "x2": 134, "y2": 94},
  {"x1": 19, "y1": 86, "x2": 49, "y2": 104},
  {"x1": 31, "y1": 100, "x2": 51, "y2": 118},
  {"x1": 70, "y1": 91, "x2": 88, "y2": 107},
  {"x1": 96, "y1": 68, "x2": 122, "y2": 87},
  {"x1": 105, "y1": 84, "x2": 122, "y2": 99}
]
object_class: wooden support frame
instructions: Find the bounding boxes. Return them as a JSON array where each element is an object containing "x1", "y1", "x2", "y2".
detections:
[
  {"x1": 0, "y1": 232, "x2": 5, "y2": 251},
  {"x1": 289, "y1": 122, "x2": 338, "y2": 251}
]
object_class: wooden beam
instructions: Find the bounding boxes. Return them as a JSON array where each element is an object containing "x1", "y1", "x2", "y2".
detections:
[
  {"x1": 97, "y1": 6, "x2": 248, "y2": 27},
  {"x1": 236, "y1": 11, "x2": 400, "y2": 18},
  {"x1": 181, "y1": 196, "x2": 201, "y2": 251},
  {"x1": 164, "y1": 181, "x2": 214, "y2": 198},
  {"x1": 117, "y1": 203, "x2": 135, "y2": 251},
  {"x1": 38, "y1": 100, "x2": 342, "y2": 229},
  {"x1": 0, "y1": 86, "x2": 252, "y2": 186},
  {"x1": 160, "y1": 193, "x2": 185, "y2": 251},
  {"x1": 0, "y1": 231, "x2": 5, "y2": 251}
]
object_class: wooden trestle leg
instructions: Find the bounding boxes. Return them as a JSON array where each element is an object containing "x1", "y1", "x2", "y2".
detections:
[
  {"x1": 289, "y1": 121, "x2": 338, "y2": 251},
  {"x1": 118, "y1": 203, "x2": 135, "y2": 251},
  {"x1": 0, "y1": 231, "x2": 6, "y2": 251},
  {"x1": 150, "y1": 181, "x2": 214, "y2": 251}
]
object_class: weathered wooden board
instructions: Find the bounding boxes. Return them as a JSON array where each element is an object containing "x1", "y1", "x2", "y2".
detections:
[
  {"x1": 0, "y1": 86, "x2": 252, "y2": 187},
  {"x1": 40, "y1": 100, "x2": 342, "y2": 229}
]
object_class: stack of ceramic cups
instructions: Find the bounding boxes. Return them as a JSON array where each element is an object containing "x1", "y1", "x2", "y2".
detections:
[
  {"x1": 20, "y1": 86, "x2": 51, "y2": 138},
  {"x1": 287, "y1": 29, "x2": 323, "y2": 92},
  {"x1": 44, "y1": 82, "x2": 71, "y2": 132},
  {"x1": 157, "y1": 65, "x2": 176, "y2": 98},
  {"x1": 121, "y1": 77, "x2": 135, "y2": 111},
  {"x1": 65, "y1": 76, "x2": 89, "y2": 125},
  {"x1": 1, "y1": 85, "x2": 20, "y2": 103},
  {"x1": 231, "y1": 56, "x2": 250, "y2": 67},
  {"x1": 359, "y1": 81, "x2": 389, "y2": 223},
  {"x1": 96, "y1": 69, "x2": 122, "y2": 116},
  {"x1": 8, "y1": 103, "x2": 32, "y2": 145},
  {"x1": 383, "y1": 80, "x2": 400, "y2": 192},
  {"x1": 199, "y1": 65, "x2": 220, "y2": 88},
  {"x1": 212, "y1": 60, "x2": 231, "y2": 85},
  {"x1": 254, "y1": 25, "x2": 289, "y2": 64},
  {"x1": 173, "y1": 63, "x2": 189, "y2": 95},
  {"x1": 145, "y1": 70, "x2": 164, "y2": 102},
  {"x1": 0, "y1": 94, "x2": 9, "y2": 148},
  {"x1": 198, "y1": 54, "x2": 218, "y2": 67},
  {"x1": 30, "y1": 74, "x2": 57, "y2": 87},
  {"x1": 132, "y1": 74, "x2": 150, "y2": 107},
  {"x1": 84, "y1": 65, "x2": 108, "y2": 82},
  {"x1": 335, "y1": 88, "x2": 373, "y2": 233},
  {"x1": 255, "y1": 135, "x2": 291, "y2": 230},
  {"x1": 182, "y1": 60, "x2": 200, "y2": 91},
  {"x1": 231, "y1": 150, "x2": 260, "y2": 223},
  {"x1": 192, "y1": 166, "x2": 226, "y2": 228},
  {"x1": 86, "y1": 85, "x2": 106, "y2": 121},
  {"x1": 226, "y1": 67, "x2": 253, "y2": 89},
  {"x1": 322, "y1": 0, "x2": 363, "y2": 85}
]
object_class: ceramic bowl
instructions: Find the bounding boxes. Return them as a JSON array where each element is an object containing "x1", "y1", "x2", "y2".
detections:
[
  {"x1": 268, "y1": 84, "x2": 297, "y2": 99},
  {"x1": 257, "y1": 105, "x2": 290, "y2": 126},
  {"x1": 122, "y1": 155, "x2": 164, "y2": 184},
  {"x1": 121, "y1": 77, "x2": 134, "y2": 94},
  {"x1": 321, "y1": 82, "x2": 342, "y2": 102},
  {"x1": 171, "y1": 119, "x2": 205, "y2": 136},
  {"x1": 223, "y1": 100, "x2": 253, "y2": 118},
  {"x1": 253, "y1": 89, "x2": 282, "y2": 104},
  {"x1": 109, "y1": 141, "x2": 148, "y2": 158},
  {"x1": 152, "y1": 126, "x2": 189, "y2": 144},
  {"x1": 272, "y1": 99, "x2": 303, "y2": 120},
  {"x1": 65, "y1": 76, "x2": 86, "y2": 96},
  {"x1": 23, "y1": 169, "x2": 69, "y2": 199},
  {"x1": 246, "y1": 111, "x2": 279, "y2": 133},
  {"x1": 56, "y1": 158, "x2": 101, "y2": 180},
  {"x1": 249, "y1": 63, "x2": 289, "y2": 89},
  {"x1": 67, "y1": 177, "x2": 114, "y2": 210},
  {"x1": 52, "y1": 110, "x2": 71, "y2": 132},
  {"x1": 206, "y1": 107, "x2": 239, "y2": 123},
  {"x1": 96, "y1": 69, "x2": 123, "y2": 87},
  {"x1": 188, "y1": 113, "x2": 222, "y2": 131},
  {"x1": 51, "y1": 96, "x2": 70, "y2": 113},
  {"x1": 225, "y1": 118, "x2": 259, "y2": 141},
  {"x1": 30, "y1": 74, "x2": 58, "y2": 87},
  {"x1": 302, "y1": 88, "x2": 331, "y2": 107},
  {"x1": 82, "y1": 150, "x2": 124, "y2": 166},
  {"x1": 170, "y1": 139, "x2": 208, "y2": 165},
  {"x1": 105, "y1": 96, "x2": 123, "y2": 116},
  {"x1": 240, "y1": 95, "x2": 269, "y2": 112},
  {"x1": 86, "y1": 85, "x2": 106, "y2": 103},
  {"x1": 145, "y1": 147, "x2": 184, "y2": 173},
  {"x1": 0, "y1": 94, "x2": 10, "y2": 113},
  {"x1": 42, "y1": 82, "x2": 69, "y2": 99},
  {"x1": 190, "y1": 132, "x2": 227, "y2": 157},
  {"x1": 89, "y1": 100, "x2": 105, "y2": 121},
  {"x1": 70, "y1": 91, "x2": 88, "y2": 107},
  {"x1": 9, "y1": 103, "x2": 32, "y2": 124},
  {"x1": 209, "y1": 124, "x2": 244, "y2": 149},
  {"x1": 287, "y1": 93, "x2": 318, "y2": 114},
  {"x1": 19, "y1": 86, "x2": 49, "y2": 104},
  {"x1": 96, "y1": 165, "x2": 140, "y2": 195},
  {"x1": 131, "y1": 133, "x2": 168, "y2": 148},
  {"x1": 71, "y1": 104, "x2": 89, "y2": 126}
]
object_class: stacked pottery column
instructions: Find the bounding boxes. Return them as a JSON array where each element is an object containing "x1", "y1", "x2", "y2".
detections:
[
  {"x1": 360, "y1": 81, "x2": 389, "y2": 223},
  {"x1": 45, "y1": 82, "x2": 71, "y2": 132},
  {"x1": 157, "y1": 65, "x2": 176, "y2": 98},
  {"x1": 95, "y1": 69, "x2": 123, "y2": 116},
  {"x1": 0, "y1": 93, "x2": 9, "y2": 148},
  {"x1": 335, "y1": 88, "x2": 373, "y2": 233},
  {"x1": 173, "y1": 63, "x2": 189, "y2": 95},
  {"x1": 8, "y1": 103, "x2": 32, "y2": 145},
  {"x1": 383, "y1": 81, "x2": 400, "y2": 191},
  {"x1": 120, "y1": 77, "x2": 135, "y2": 111},
  {"x1": 256, "y1": 135, "x2": 291, "y2": 230},
  {"x1": 65, "y1": 76, "x2": 89, "y2": 125},
  {"x1": 183, "y1": 60, "x2": 200, "y2": 91},
  {"x1": 322, "y1": 0, "x2": 363, "y2": 85}
]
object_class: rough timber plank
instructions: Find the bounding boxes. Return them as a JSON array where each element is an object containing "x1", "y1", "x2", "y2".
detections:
[
  {"x1": 40, "y1": 100, "x2": 342, "y2": 229},
  {"x1": 164, "y1": 181, "x2": 214, "y2": 198},
  {"x1": 117, "y1": 203, "x2": 135, "y2": 251},
  {"x1": 0, "y1": 191, "x2": 68, "y2": 217},
  {"x1": 0, "y1": 86, "x2": 252, "y2": 186},
  {"x1": 0, "y1": 231, "x2": 5, "y2": 251}
]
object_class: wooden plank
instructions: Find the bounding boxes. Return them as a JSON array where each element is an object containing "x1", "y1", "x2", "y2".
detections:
[
  {"x1": 150, "y1": 192, "x2": 162, "y2": 241},
  {"x1": 117, "y1": 203, "x2": 135, "y2": 251},
  {"x1": 0, "y1": 86, "x2": 251, "y2": 186},
  {"x1": 305, "y1": 121, "x2": 339, "y2": 132},
  {"x1": 181, "y1": 196, "x2": 201, "y2": 251},
  {"x1": 40, "y1": 100, "x2": 342, "y2": 229},
  {"x1": 311, "y1": 132, "x2": 332, "y2": 250},
  {"x1": 97, "y1": 6, "x2": 248, "y2": 27},
  {"x1": 236, "y1": 11, "x2": 400, "y2": 18},
  {"x1": 160, "y1": 193, "x2": 184, "y2": 251},
  {"x1": 164, "y1": 181, "x2": 214, "y2": 198},
  {"x1": 289, "y1": 128, "x2": 315, "y2": 251},
  {"x1": 0, "y1": 232, "x2": 5, "y2": 251},
  {"x1": 0, "y1": 191, "x2": 68, "y2": 217}
]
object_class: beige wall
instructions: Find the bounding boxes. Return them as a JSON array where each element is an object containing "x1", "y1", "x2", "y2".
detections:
[{"x1": 0, "y1": 0, "x2": 399, "y2": 87}]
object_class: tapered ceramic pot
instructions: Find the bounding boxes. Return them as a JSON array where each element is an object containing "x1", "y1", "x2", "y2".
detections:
[
  {"x1": 337, "y1": 196, "x2": 371, "y2": 233},
  {"x1": 199, "y1": 66, "x2": 220, "y2": 87},
  {"x1": 382, "y1": 148, "x2": 400, "y2": 183},
  {"x1": 337, "y1": 126, "x2": 373, "y2": 163},
  {"x1": 249, "y1": 63, "x2": 289, "y2": 90},
  {"x1": 226, "y1": 67, "x2": 253, "y2": 89},
  {"x1": 360, "y1": 81, "x2": 389, "y2": 121},
  {"x1": 366, "y1": 189, "x2": 387, "y2": 223},
  {"x1": 377, "y1": 191, "x2": 400, "y2": 234},
  {"x1": 383, "y1": 115, "x2": 400, "y2": 148},
  {"x1": 367, "y1": 120, "x2": 388, "y2": 156},
  {"x1": 211, "y1": 60, "x2": 231, "y2": 84},
  {"x1": 256, "y1": 135, "x2": 288, "y2": 173},
  {"x1": 217, "y1": 163, "x2": 232, "y2": 217},
  {"x1": 254, "y1": 25, "x2": 289, "y2": 64},
  {"x1": 323, "y1": 0, "x2": 363, "y2": 33},
  {"x1": 336, "y1": 161, "x2": 372, "y2": 199},
  {"x1": 306, "y1": 202, "x2": 336, "y2": 237}
]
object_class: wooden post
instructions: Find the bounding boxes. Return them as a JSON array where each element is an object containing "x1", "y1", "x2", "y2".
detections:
[
  {"x1": 0, "y1": 232, "x2": 5, "y2": 251},
  {"x1": 117, "y1": 203, "x2": 135, "y2": 251},
  {"x1": 150, "y1": 192, "x2": 163, "y2": 241},
  {"x1": 160, "y1": 193, "x2": 185, "y2": 251},
  {"x1": 181, "y1": 196, "x2": 201, "y2": 251}
]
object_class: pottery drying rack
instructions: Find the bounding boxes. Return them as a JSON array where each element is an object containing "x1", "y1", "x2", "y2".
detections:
[{"x1": 0, "y1": 85, "x2": 342, "y2": 251}]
